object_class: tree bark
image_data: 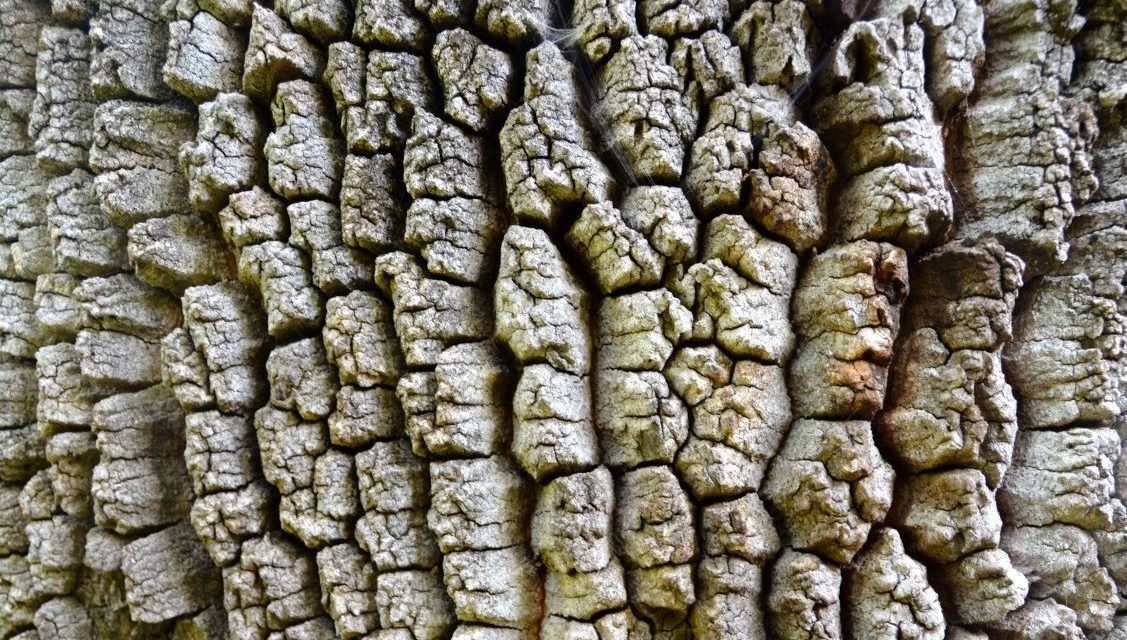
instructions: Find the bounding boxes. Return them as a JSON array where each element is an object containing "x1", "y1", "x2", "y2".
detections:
[{"x1": 0, "y1": 0, "x2": 1124, "y2": 637}]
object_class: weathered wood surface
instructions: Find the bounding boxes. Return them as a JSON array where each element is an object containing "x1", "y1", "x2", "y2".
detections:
[{"x1": 0, "y1": 0, "x2": 1125, "y2": 637}]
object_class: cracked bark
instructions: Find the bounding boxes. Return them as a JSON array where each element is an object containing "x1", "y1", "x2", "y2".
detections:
[{"x1": 1, "y1": 0, "x2": 1126, "y2": 637}]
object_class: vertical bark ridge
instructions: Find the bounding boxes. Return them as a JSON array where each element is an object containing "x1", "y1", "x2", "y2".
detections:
[
  {"x1": 0, "y1": 0, "x2": 56, "y2": 634},
  {"x1": 952, "y1": 0, "x2": 1121, "y2": 635},
  {"x1": 817, "y1": 2, "x2": 1031, "y2": 638},
  {"x1": 78, "y1": 0, "x2": 232, "y2": 635},
  {"x1": 26, "y1": 8, "x2": 111, "y2": 635}
]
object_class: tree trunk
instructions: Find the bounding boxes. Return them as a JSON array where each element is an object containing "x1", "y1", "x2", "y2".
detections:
[{"x1": 0, "y1": 0, "x2": 1124, "y2": 637}]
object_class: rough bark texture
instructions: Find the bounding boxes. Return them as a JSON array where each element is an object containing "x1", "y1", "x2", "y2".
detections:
[{"x1": 0, "y1": 0, "x2": 1125, "y2": 638}]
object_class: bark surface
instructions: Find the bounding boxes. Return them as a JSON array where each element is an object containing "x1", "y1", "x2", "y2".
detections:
[{"x1": 0, "y1": 0, "x2": 1125, "y2": 638}]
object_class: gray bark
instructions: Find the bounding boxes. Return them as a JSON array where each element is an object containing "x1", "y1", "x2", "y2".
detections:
[{"x1": 0, "y1": 0, "x2": 1125, "y2": 637}]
